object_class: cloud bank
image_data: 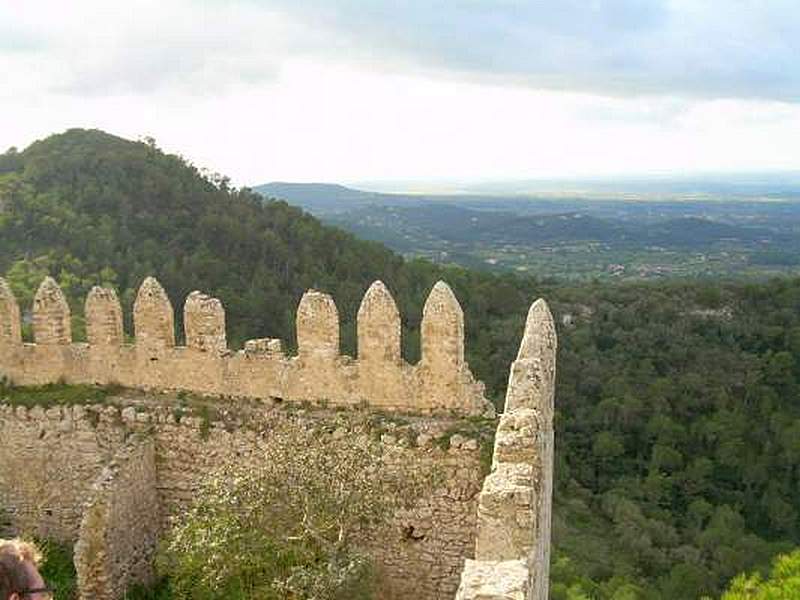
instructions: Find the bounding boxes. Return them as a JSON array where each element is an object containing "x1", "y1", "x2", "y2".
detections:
[{"x1": 2, "y1": 0, "x2": 799, "y2": 101}]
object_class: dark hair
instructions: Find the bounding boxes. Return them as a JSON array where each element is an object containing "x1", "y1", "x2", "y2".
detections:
[{"x1": 0, "y1": 539, "x2": 41, "y2": 600}]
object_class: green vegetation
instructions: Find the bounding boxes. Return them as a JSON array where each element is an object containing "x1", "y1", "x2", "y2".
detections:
[
  {"x1": 550, "y1": 277, "x2": 800, "y2": 598},
  {"x1": 4, "y1": 130, "x2": 800, "y2": 598},
  {"x1": 716, "y1": 549, "x2": 800, "y2": 599},
  {"x1": 0, "y1": 380, "x2": 119, "y2": 408},
  {"x1": 256, "y1": 183, "x2": 800, "y2": 281},
  {"x1": 154, "y1": 420, "x2": 425, "y2": 599},
  {"x1": 38, "y1": 539, "x2": 78, "y2": 600}
]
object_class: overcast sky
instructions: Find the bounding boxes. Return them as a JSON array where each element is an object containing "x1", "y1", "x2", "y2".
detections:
[{"x1": 2, "y1": 0, "x2": 800, "y2": 187}]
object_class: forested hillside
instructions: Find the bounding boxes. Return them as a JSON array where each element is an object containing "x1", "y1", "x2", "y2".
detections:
[{"x1": 2, "y1": 130, "x2": 800, "y2": 598}]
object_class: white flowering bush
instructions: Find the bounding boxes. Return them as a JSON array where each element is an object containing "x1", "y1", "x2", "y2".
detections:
[{"x1": 160, "y1": 418, "x2": 425, "y2": 599}]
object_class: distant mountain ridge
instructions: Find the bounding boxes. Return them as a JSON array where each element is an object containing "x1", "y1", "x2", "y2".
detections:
[
  {"x1": 254, "y1": 182, "x2": 781, "y2": 250},
  {"x1": 255, "y1": 182, "x2": 392, "y2": 212}
]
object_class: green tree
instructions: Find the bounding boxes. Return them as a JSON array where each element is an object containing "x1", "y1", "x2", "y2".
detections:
[
  {"x1": 717, "y1": 549, "x2": 800, "y2": 599},
  {"x1": 160, "y1": 419, "x2": 428, "y2": 599}
]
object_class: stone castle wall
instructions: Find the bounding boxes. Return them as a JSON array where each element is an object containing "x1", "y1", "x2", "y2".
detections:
[
  {"x1": 456, "y1": 299, "x2": 556, "y2": 600},
  {"x1": 0, "y1": 403, "x2": 127, "y2": 541},
  {"x1": 0, "y1": 277, "x2": 490, "y2": 416},
  {"x1": 0, "y1": 400, "x2": 487, "y2": 599},
  {"x1": 0, "y1": 273, "x2": 557, "y2": 600},
  {"x1": 74, "y1": 435, "x2": 160, "y2": 600}
]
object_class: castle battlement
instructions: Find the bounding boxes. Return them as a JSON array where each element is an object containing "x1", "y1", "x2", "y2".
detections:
[
  {"x1": 0, "y1": 276, "x2": 491, "y2": 415},
  {"x1": 0, "y1": 274, "x2": 557, "y2": 600}
]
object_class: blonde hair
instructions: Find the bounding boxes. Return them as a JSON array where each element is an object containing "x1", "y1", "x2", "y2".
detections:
[{"x1": 0, "y1": 539, "x2": 42, "y2": 599}]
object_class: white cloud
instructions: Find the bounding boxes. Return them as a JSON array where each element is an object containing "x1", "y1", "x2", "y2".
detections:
[{"x1": 1, "y1": 1, "x2": 799, "y2": 183}]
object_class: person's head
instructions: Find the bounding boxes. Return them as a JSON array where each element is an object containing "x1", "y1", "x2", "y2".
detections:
[{"x1": 0, "y1": 539, "x2": 51, "y2": 600}]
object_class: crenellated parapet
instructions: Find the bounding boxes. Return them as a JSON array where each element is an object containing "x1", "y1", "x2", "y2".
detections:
[
  {"x1": 455, "y1": 298, "x2": 556, "y2": 600},
  {"x1": 0, "y1": 275, "x2": 491, "y2": 415}
]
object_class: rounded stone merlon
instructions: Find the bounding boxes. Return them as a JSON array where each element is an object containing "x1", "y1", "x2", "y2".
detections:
[
  {"x1": 357, "y1": 280, "x2": 401, "y2": 363},
  {"x1": 504, "y1": 298, "x2": 557, "y2": 415},
  {"x1": 85, "y1": 286, "x2": 124, "y2": 346},
  {"x1": 516, "y1": 299, "x2": 556, "y2": 361},
  {"x1": 0, "y1": 276, "x2": 22, "y2": 345},
  {"x1": 421, "y1": 281, "x2": 464, "y2": 368},
  {"x1": 133, "y1": 277, "x2": 175, "y2": 350},
  {"x1": 296, "y1": 289, "x2": 339, "y2": 358},
  {"x1": 184, "y1": 290, "x2": 227, "y2": 353},
  {"x1": 33, "y1": 277, "x2": 72, "y2": 345}
]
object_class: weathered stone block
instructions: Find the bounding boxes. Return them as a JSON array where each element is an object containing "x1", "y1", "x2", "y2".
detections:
[
  {"x1": 85, "y1": 286, "x2": 124, "y2": 346},
  {"x1": 357, "y1": 280, "x2": 401, "y2": 364},
  {"x1": 504, "y1": 299, "x2": 556, "y2": 416},
  {"x1": 32, "y1": 277, "x2": 71, "y2": 345},
  {"x1": 492, "y1": 410, "x2": 539, "y2": 466},
  {"x1": 243, "y1": 337, "x2": 283, "y2": 356},
  {"x1": 74, "y1": 437, "x2": 160, "y2": 600},
  {"x1": 0, "y1": 277, "x2": 22, "y2": 347},
  {"x1": 133, "y1": 277, "x2": 174, "y2": 353},
  {"x1": 475, "y1": 463, "x2": 535, "y2": 561},
  {"x1": 184, "y1": 291, "x2": 226, "y2": 353},
  {"x1": 421, "y1": 281, "x2": 464, "y2": 370},
  {"x1": 296, "y1": 290, "x2": 339, "y2": 359},
  {"x1": 455, "y1": 559, "x2": 530, "y2": 600}
]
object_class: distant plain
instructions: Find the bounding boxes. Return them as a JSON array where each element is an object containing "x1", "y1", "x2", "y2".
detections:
[{"x1": 256, "y1": 175, "x2": 800, "y2": 281}]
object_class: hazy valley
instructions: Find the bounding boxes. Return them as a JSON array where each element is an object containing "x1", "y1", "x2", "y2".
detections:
[{"x1": 256, "y1": 181, "x2": 800, "y2": 281}]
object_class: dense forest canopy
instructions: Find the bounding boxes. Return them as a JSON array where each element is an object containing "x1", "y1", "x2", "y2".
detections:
[{"x1": 2, "y1": 130, "x2": 800, "y2": 599}]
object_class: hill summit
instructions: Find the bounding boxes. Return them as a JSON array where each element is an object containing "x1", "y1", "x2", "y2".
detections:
[{"x1": 0, "y1": 129, "x2": 536, "y2": 398}]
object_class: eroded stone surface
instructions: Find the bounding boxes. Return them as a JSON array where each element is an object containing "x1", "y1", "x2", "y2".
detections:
[
  {"x1": 505, "y1": 299, "x2": 556, "y2": 416},
  {"x1": 455, "y1": 559, "x2": 529, "y2": 600},
  {"x1": 85, "y1": 287, "x2": 123, "y2": 346},
  {"x1": 74, "y1": 437, "x2": 159, "y2": 600},
  {"x1": 33, "y1": 277, "x2": 71, "y2": 345},
  {"x1": 296, "y1": 290, "x2": 339, "y2": 359},
  {"x1": 421, "y1": 281, "x2": 464, "y2": 370},
  {"x1": 1, "y1": 276, "x2": 492, "y2": 414},
  {"x1": 133, "y1": 277, "x2": 174, "y2": 353},
  {"x1": 492, "y1": 409, "x2": 539, "y2": 468},
  {"x1": 244, "y1": 337, "x2": 283, "y2": 356},
  {"x1": 457, "y1": 297, "x2": 556, "y2": 600},
  {"x1": 357, "y1": 280, "x2": 401, "y2": 364},
  {"x1": 0, "y1": 403, "x2": 484, "y2": 600},
  {"x1": 0, "y1": 277, "x2": 21, "y2": 346},
  {"x1": 475, "y1": 463, "x2": 535, "y2": 561},
  {"x1": 184, "y1": 291, "x2": 226, "y2": 353}
]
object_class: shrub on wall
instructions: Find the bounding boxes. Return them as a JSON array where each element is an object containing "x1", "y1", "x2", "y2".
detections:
[{"x1": 158, "y1": 418, "x2": 427, "y2": 600}]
